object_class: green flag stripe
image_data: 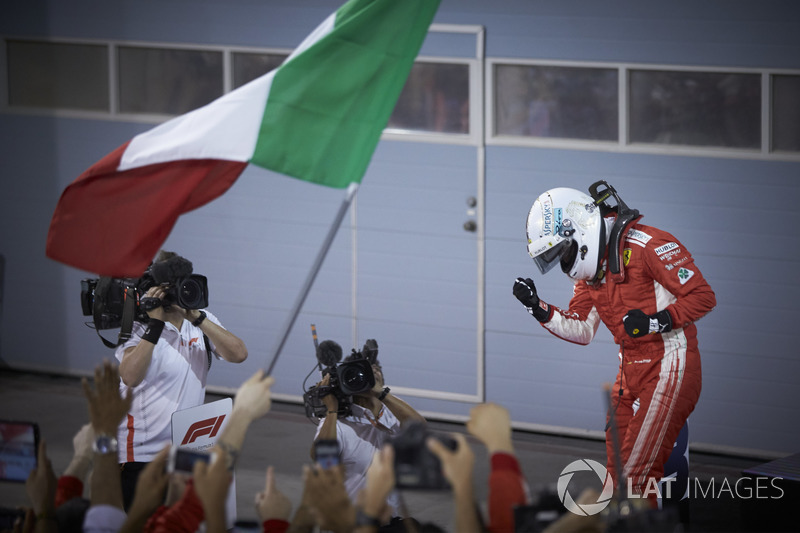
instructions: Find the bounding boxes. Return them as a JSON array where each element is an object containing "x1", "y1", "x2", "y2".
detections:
[{"x1": 250, "y1": 0, "x2": 440, "y2": 188}]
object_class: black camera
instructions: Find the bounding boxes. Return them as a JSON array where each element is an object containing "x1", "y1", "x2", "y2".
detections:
[
  {"x1": 81, "y1": 256, "x2": 209, "y2": 325},
  {"x1": 391, "y1": 421, "x2": 457, "y2": 491},
  {"x1": 304, "y1": 339, "x2": 376, "y2": 418},
  {"x1": 80, "y1": 255, "x2": 208, "y2": 347},
  {"x1": 80, "y1": 277, "x2": 144, "y2": 329},
  {"x1": 137, "y1": 272, "x2": 209, "y2": 311}
]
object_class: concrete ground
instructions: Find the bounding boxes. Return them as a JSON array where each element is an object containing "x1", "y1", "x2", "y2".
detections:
[{"x1": 0, "y1": 369, "x2": 780, "y2": 532}]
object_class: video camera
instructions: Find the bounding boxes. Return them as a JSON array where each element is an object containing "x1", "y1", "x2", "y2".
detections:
[
  {"x1": 303, "y1": 338, "x2": 377, "y2": 419},
  {"x1": 80, "y1": 255, "x2": 209, "y2": 347}
]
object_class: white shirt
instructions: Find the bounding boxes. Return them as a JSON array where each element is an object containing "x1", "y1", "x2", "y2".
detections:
[
  {"x1": 314, "y1": 402, "x2": 402, "y2": 515},
  {"x1": 114, "y1": 310, "x2": 222, "y2": 463}
]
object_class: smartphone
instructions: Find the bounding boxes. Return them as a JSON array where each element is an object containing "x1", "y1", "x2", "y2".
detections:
[
  {"x1": 313, "y1": 439, "x2": 340, "y2": 469},
  {"x1": 167, "y1": 446, "x2": 210, "y2": 474},
  {"x1": 0, "y1": 420, "x2": 40, "y2": 483}
]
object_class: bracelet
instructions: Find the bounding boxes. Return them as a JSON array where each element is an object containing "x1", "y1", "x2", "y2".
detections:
[
  {"x1": 328, "y1": 411, "x2": 338, "y2": 414},
  {"x1": 192, "y1": 310, "x2": 207, "y2": 327},
  {"x1": 378, "y1": 387, "x2": 390, "y2": 401},
  {"x1": 141, "y1": 318, "x2": 165, "y2": 344}
]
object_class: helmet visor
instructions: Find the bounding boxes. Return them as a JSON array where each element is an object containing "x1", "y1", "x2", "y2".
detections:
[{"x1": 530, "y1": 239, "x2": 571, "y2": 275}]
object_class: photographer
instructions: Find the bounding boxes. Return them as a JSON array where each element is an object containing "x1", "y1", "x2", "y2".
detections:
[
  {"x1": 311, "y1": 350, "x2": 425, "y2": 522},
  {"x1": 115, "y1": 250, "x2": 248, "y2": 510}
]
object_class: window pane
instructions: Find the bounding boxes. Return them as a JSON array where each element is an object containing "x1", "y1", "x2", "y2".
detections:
[
  {"x1": 772, "y1": 75, "x2": 800, "y2": 152},
  {"x1": 6, "y1": 40, "x2": 109, "y2": 111},
  {"x1": 387, "y1": 62, "x2": 470, "y2": 134},
  {"x1": 118, "y1": 47, "x2": 223, "y2": 115},
  {"x1": 232, "y1": 52, "x2": 288, "y2": 89},
  {"x1": 630, "y1": 70, "x2": 760, "y2": 149},
  {"x1": 494, "y1": 64, "x2": 618, "y2": 141}
]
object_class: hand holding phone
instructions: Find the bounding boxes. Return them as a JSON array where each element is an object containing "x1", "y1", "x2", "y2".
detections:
[
  {"x1": 313, "y1": 439, "x2": 340, "y2": 469},
  {"x1": 0, "y1": 420, "x2": 40, "y2": 483},
  {"x1": 167, "y1": 446, "x2": 210, "y2": 474}
]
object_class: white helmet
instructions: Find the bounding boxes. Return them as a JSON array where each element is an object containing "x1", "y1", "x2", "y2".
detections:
[{"x1": 525, "y1": 187, "x2": 607, "y2": 281}]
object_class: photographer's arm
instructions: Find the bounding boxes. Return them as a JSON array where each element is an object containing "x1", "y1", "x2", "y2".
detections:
[
  {"x1": 311, "y1": 375, "x2": 339, "y2": 461},
  {"x1": 378, "y1": 391, "x2": 426, "y2": 426},
  {"x1": 187, "y1": 309, "x2": 248, "y2": 363},
  {"x1": 118, "y1": 343, "x2": 156, "y2": 388},
  {"x1": 311, "y1": 413, "x2": 338, "y2": 461},
  {"x1": 119, "y1": 286, "x2": 165, "y2": 387}
]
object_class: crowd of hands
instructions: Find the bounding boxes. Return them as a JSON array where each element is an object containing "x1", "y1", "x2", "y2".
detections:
[{"x1": 6, "y1": 360, "x2": 603, "y2": 533}]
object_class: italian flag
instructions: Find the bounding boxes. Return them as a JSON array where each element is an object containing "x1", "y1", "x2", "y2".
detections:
[{"x1": 46, "y1": 0, "x2": 440, "y2": 278}]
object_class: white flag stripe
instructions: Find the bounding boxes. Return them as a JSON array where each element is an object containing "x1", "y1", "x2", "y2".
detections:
[
  {"x1": 119, "y1": 72, "x2": 274, "y2": 171},
  {"x1": 118, "y1": 13, "x2": 337, "y2": 172}
]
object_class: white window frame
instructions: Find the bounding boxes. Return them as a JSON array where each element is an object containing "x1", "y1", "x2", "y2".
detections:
[{"x1": 486, "y1": 57, "x2": 800, "y2": 162}]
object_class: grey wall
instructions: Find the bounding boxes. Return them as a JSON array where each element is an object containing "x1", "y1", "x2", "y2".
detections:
[{"x1": 2, "y1": 0, "x2": 799, "y2": 456}]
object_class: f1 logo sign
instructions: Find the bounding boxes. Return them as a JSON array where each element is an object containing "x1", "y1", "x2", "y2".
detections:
[{"x1": 181, "y1": 415, "x2": 226, "y2": 445}]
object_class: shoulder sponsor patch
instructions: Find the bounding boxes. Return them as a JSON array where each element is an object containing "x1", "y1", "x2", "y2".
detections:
[
  {"x1": 659, "y1": 249, "x2": 683, "y2": 262},
  {"x1": 677, "y1": 267, "x2": 694, "y2": 285},
  {"x1": 626, "y1": 228, "x2": 652, "y2": 248},
  {"x1": 655, "y1": 242, "x2": 679, "y2": 255}
]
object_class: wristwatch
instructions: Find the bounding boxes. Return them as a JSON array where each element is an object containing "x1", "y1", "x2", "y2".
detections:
[
  {"x1": 92, "y1": 434, "x2": 118, "y2": 454},
  {"x1": 192, "y1": 310, "x2": 207, "y2": 327}
]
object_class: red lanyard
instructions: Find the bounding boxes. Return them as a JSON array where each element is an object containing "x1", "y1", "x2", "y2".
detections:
[{"x1": 364, "y1": 406, "x2": 385, "y2": 428}]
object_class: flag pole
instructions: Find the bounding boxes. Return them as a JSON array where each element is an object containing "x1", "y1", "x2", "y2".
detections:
[{"x1": 265, "y1": 182, "x2": 359, "y2": 376}]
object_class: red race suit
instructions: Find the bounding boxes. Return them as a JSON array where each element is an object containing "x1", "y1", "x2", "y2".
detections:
[{"x1": 537, "y1": 221, "x2": 716, "y2": 496}]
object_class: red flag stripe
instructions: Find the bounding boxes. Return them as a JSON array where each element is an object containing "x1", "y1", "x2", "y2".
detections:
[{"x1": 46, "y1": 151, "x2": 246, "y2": 277}]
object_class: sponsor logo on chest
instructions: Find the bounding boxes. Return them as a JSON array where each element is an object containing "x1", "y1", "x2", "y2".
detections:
[{"x1": 655, "y1": 242, "x2": 679, "y2": 255}]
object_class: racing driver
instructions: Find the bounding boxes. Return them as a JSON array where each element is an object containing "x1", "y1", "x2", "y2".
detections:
[{"x1": 513, "y1": 180, "x2": 716, "y2": 499}]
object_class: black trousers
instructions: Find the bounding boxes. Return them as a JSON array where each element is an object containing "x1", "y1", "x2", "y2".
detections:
[{"x1": 119, "y1": 462, "x2": 149, "y2": 512}]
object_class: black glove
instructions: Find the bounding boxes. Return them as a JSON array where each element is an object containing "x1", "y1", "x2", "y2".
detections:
[
  {"x1": 623, "y1": 309, "x2": 672, "y2": 338},
  {"x1": 513, "y1": 277, "x2": 551, "y2": 322}
]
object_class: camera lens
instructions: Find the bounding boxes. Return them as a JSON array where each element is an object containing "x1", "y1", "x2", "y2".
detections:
[
  {"x1": 178, "y1": 278, "x2": 204, "y2": 309},
  {"x1": 339, "y1": 366, "x2": 368, "y2": 391}
]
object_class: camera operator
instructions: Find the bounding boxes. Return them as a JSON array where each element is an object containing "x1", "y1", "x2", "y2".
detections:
[
  {"x1": 115, "y1": 250, "x2": 248, "y2": 511},
  {"x1": 311, "y1": 351, "x2": 425, "y2": 523}
]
